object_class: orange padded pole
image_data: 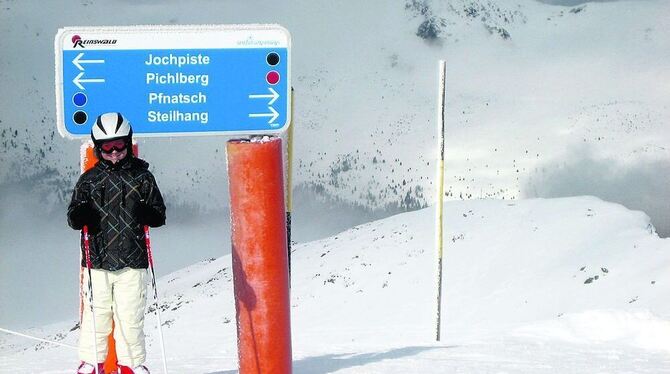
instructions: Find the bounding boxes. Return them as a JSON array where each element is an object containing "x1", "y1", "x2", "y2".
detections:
[
  {"x1": 79, "y1": 141, "x2": 139, "y2": 373},
  {"x1": 227, "y1": 137, "x2": 292, "y2": 374}
]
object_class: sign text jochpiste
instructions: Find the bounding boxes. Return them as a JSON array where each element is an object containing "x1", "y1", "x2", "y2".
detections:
[{"x1": 55, "y1": 24, "x2": 291, "y2": 138}]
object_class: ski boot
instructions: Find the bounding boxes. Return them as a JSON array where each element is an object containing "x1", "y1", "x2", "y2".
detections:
[
  {"x1": 118, "y1": 365, "x2": 150, "y2": 374},
  {"x1": 76, "y1": 361, "x2": 105, "y2": 374}
]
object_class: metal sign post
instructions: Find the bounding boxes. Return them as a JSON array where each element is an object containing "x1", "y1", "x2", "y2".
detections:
[{"x1": 227, "y1": 137, "x2": 292, "y2": 373}]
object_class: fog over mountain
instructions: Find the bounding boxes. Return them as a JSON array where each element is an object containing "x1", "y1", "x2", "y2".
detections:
[{"x1": 2, "y1": 0, "x2": 668, "y2": 212}]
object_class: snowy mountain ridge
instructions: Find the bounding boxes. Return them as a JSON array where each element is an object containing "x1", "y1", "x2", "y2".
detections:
[
  {"x1": 1, "y1": 0, "x2": 668, "y2": 213},
  {"x1": 2, "y1": 196, "x2": 669, "y2": 372}
]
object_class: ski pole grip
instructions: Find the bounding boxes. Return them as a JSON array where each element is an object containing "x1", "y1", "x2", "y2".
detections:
[
  {"x1": 83, "y1": 225, "x2": 93, "y2": 269},
  {"x1": 144, "y1": 225, "x2": 154, "y2": 267}
]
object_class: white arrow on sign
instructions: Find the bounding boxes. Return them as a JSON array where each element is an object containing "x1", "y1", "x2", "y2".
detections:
[
  {"x1": 248, "y1": 87, "x2": 280, "y2": 105},
  {"x1": 249, "y1": 106, "x2": 279, "y2": 124},
  {"x1": 73, "y1": 72, "x2": 105, "y2": 90},
  {"x1": 72, "y1": 53, "x2": 105, "y2": 71}
]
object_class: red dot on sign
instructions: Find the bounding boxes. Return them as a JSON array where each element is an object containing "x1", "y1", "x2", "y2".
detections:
[{"x1": 266, "y1": 71, "x2": 280, "y2": 85}]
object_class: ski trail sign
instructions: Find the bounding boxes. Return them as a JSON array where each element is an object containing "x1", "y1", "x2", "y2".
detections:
[{"x1": 55, "y1": 25, "x2": 291, "y2": 138}]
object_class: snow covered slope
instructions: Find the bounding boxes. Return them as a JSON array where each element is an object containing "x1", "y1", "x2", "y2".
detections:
[{"x1": 2, "y1": 196, "x2": 669, "y2": 372}]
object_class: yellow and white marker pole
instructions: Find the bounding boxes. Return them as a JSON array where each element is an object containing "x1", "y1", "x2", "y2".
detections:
[
  {"x1": 286, "y1": 88, "x2": 295, "y2": 278},
  {"x1": 435, "y1": 60, "x2": 447, "y2": 341}
]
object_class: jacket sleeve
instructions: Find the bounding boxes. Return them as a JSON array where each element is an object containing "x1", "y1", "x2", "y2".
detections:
[
  {"x1": 140, "y1": 172, "x2": 166, "y2": 228},
  {"x1": 67, "y1": 176, "x2": 91, "y2": 230}
]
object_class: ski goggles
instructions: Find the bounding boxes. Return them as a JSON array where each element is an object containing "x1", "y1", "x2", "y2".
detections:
[{"x1": 100, "y1": 139, "x2": 128, "y2": 153}]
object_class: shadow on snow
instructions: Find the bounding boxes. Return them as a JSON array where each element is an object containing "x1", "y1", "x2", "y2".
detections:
[{"x1": 206, "y1": 345, "x2": 456, "y2": 374}]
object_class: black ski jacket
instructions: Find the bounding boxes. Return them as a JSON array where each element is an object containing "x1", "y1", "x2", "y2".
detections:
[{"x1": 67, "y1": 156, "x2": 166, "y2": 271}]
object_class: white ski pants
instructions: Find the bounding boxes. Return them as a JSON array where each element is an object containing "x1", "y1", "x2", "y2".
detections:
[{"x1": 79, "y1": 267, "x2": 148, "y2": 367}]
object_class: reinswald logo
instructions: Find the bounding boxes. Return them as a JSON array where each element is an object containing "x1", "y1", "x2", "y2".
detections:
[{"x1": 71, "y1": 35, "x2": 117, "y2": 48}]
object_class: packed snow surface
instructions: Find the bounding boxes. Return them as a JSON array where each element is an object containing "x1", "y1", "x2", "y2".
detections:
[{"x1": 1, "y1": 196, "x2": 669, "y2": 373}]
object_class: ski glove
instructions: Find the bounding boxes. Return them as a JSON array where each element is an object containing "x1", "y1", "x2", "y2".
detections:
[
  {"x1": 135, "y1": 200, "x2": 165, "y2": 227},
  {"x1": 68, "y1": 202, "x2": 100, "y2": 232}
]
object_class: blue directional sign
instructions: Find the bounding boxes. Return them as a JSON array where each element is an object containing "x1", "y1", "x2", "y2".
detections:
[{"x1": 55, "y1": 25, "x2": 291, "y2": 138}]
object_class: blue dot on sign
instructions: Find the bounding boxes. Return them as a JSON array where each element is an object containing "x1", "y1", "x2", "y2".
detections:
[{"x1": 73, "y1": 92, "x2": 87, "y2": 107}]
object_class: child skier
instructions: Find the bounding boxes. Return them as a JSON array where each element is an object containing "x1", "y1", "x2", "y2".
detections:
[{"x1": 67, "y1": 112, "x2": 166, "y2": 374}]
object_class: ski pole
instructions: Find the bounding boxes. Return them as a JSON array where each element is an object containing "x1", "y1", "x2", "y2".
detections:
[
  {"x1": 144, "y1": 225, "x2": 168, "y2": 374},
  {"x1": 83, "y1": 225, "x2": 100, "y2": 374}
]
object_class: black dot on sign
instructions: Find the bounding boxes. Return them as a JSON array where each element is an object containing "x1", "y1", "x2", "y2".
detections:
[
  {"x1": 267, "y1": 52, "x2": 280, "y2": 66},
  {"x1": 73, "y1": 111, "x2": 87, "y2": 125}
]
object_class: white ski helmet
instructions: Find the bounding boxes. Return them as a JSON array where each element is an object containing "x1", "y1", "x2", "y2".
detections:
[{"x1": 91, "y1": 112, "x2": 133, "y2": 145}]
